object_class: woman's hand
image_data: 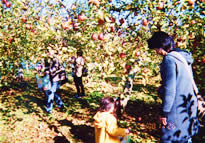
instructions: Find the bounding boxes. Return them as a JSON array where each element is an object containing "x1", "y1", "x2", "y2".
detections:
[
  {"x1": 126, "y1": 129, "x2": 131, "y2": 134},
  {"x1": 160, "y1": 117, "x2": 167, "y2": 126}
]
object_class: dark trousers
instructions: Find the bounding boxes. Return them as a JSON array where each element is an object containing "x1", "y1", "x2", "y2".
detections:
[{"x1": 74, "y1": 76, "x2": 85, "y2": 96}]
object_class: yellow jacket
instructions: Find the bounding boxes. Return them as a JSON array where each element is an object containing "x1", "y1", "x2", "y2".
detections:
[{"x1": 94, "y1": 111, "x2": 127, "y2": 143}]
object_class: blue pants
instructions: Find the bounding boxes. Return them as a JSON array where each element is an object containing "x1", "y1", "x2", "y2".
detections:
[{"x1": 45, "y1": 81, "x2": 64, "y2": 113}]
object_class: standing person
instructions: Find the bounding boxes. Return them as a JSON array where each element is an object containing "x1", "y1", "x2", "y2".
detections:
[
  {"x1": 147, "y1": 31, "x2": 199, "y2": 143},
  {"x1": 35, "y1": 62, "x2": 44, "y2": 92},
  {"x1": 42, "y1": 60, "x2": 51, "y2": 106},
  {"x1": 93, "y1": 96, "x2": 130, "y2": 143},
  {"x1": 73, "y1": 50, "x2": 85, "y2": 98},
  {"x1": 46, "y1": 58, "x2": 65, "y2": 113},
  {"x1": 17, "y1": 64, "x2": 24, "y2": 83}
]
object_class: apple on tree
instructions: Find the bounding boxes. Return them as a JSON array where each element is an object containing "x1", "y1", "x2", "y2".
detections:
[
  {"x1": 110, "y1": 26, "x2": 115, "y2": 32},
  {"x1": 188, "y1": 0, "x2": 195, "y2": 5},
  {"x1": 157, "y1": 2, "x2": 164, "y2": 10},
  {"x1": 136, "y1": 51, "x2": 140, "y2": 56},
  {"x1": 202, "y1": 58, "x2": 205, "y2": 64},
  {"x1": 142, "y1": 19, "x2": 148, "y2": 26},
  {"x1": 5, "y1": 0, "x2": 11, "y2": 8},
  {"x1": 120, "y1": 18, "x2": 125, "y2": 25},
  {"x1": 22, "y1": 17, "x2": 27, "y2": 23},
  {"x1": 26, "y1": 24, "x2": 32, "y2": 30},
  {"x1": 125, "y1": 64, "x2": 131, "y2": 70},
  {"x1": 109, "y1": 17, "x2": 116, "y2": 23},
  {"x1": 91, "y1": 33, "x2": 98, "y2": 40},
  {"x1": 78, "y1": 13, "x2": 86, "y2": 22},
  {"x1": 98, "y1": 33, "x2": 104, "y2": 40},
  {"x1": 120, "y1": 53, "x2": 126, "y2": 59},
  {"x1": 2, "y1": 0, "x2": 7, "y2": 4},
  {"x1": 98, "y1": 19, "x2": 104, "y2": 25},
  {"x1": 190, "y1": 20, "x2": 196, "y2": 25},
  {"x1": 8, "y1": 38, "x2": 13, "y2": 43},
  {"x1": 122, "y1": 41, "x2": 126, "y2": 47}
]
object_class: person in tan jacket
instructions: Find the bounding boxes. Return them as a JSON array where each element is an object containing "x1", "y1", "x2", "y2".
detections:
[{"x1": 94, "y1": 96, "x2": 130, "y2": 143}]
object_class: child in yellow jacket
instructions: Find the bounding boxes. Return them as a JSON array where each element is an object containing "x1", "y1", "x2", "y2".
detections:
[{"x1": 94, "y1": 96, "x2": 130, "y2": 143}]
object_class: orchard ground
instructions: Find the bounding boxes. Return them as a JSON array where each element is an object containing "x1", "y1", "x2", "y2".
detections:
[{"x1": 0, "y1": 71, "x2": 205, "y2": 143}]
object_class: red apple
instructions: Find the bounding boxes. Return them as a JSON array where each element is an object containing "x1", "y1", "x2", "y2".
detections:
[
  {"x1": 110, "y1": 26, "x2": 115, "y2": 32},
  {"x1": 5, "y1": 1, "x2": 11, "y2": 8},
  {"x1": 118, "y1": 31, "x2": 122, "y2": 36},
  {"x1": 91, "y1": 33, "x2": 98, "y2": 40},
  {"x1": 190, "y1": 20, "x2": 196, "y2": 25},
  {"x1": 119, "y1": 53, "x2": 126, "y2": 58},
  {"x1": 137, "y1": 117, "x2": 142, "y2": 121},
  {"x1": 2, "y1": 0, "x2": 7, "y2": 4},
  {"x1": 136, "y1": 51, "x2": 140, "y2": 56},
  {"x1": 73, "y1": 23, "x2": 79, "y2": 30},
  {"x1": 169, "y1": 22, "x2": 173, "y2": 26},
  {"x1": 78, "y1": 14, "x2": 86, "y2": 21},
  {"x1": 98, "y1": 33, "x2": 104, "y2": 40},
  {"x1": 202, "y1": 58, "x2": 205, "y2": 64},
  {"x1": 188, "y1": 0, "x2": 195, "y2": 5},
  {"x1": 177, "y1": 37, "x2": 183, "y2": 42},
  {"x1": 142, "y1": 19, "x2": 148, "y2": 26},
  {"x1": 125, "y1": 64, "x2": 131, "y2": 70},
  {"x1": 8, "y1": 38, "x2": 13, "y2": 43},
  {"x1": 120, "y1": 18, "x2": 125, "y2": 25},
  {"x1": 26, "y1": 24, "x2": 32, "y2": 30},
  {"x1": 98, "y1": 19, "x2": 104, "y2": 25},
  {"x1": 157, "y1": 2, "x2": 164, "y2": 10},
  {"x1": 22, "y1": 17, "x2": 27, "y2": 23},
  {"x1": 109, "y1": 17, "x2": 116, "y2": 23},
  {"x1": 122, "y1": 41, "x2": 126, "y2": 47}
]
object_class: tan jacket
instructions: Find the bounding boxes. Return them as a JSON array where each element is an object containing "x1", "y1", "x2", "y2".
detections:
[{"x1": 94, "y1": 111, "x2": 127, "y2": 143}]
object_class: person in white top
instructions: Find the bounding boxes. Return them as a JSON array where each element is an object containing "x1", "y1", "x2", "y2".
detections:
[{"x1": 73, "y1": 50, "x2": 85, "y2": 98}]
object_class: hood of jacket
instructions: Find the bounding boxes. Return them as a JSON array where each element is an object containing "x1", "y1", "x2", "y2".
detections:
[
  {"x1": 171, "y1": 48, "x2": 194, "y2": 65},
  {"x1": 94, "y1": 112, "x2": 114, "y2": 128}
]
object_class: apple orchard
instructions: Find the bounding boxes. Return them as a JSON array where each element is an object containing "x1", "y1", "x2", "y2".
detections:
[{"x1": 0, "y1": 0, "x2": 204, "y2": 94}]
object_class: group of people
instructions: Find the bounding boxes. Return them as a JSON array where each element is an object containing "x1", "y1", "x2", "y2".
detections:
[
  {"x1": 34, "y1": 31, "x2": 201, "y2": 143},
  {"x1": 35, "y1": 49, "x2": 85, "y2": 113}
]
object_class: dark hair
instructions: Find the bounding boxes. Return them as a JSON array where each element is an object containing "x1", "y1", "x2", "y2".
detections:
[
  {"x1": 147, "y1": 31, "x2": 175, "y2": 52},
  {"x1": 99, "y1": 97, "x2": 115, "y2": 112},
  {"x1": 44, "y1": 60, "x2": 50, "y2": 68},
  {"x1": 77, "y1": 50, "x2": 83, "y2": 56}
]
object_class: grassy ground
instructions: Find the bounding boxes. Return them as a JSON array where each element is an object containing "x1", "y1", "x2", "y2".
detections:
[{"x1": 0, "y1": 72, "x2": 204, "y2": 143}]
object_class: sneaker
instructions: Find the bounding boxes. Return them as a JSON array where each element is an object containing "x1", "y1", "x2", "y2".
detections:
[
  {"x1": 45, "y1": 110, "x2": 51, "y2": 114},
  {"x1": 74, "y1": 94, "x2": 81, "y2": 99},
  {"x1": 57, "y1": 105, "x2": 65, "y2": 112}
]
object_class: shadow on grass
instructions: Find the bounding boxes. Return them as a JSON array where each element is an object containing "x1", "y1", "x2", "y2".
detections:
[
  {"x1": 58, "y1": 119, "x2": 95, "y2": 143},
  {"x1": 132, "y1": 83, "x2": 159, "y2": 100},
  {"x1": 54, "y1": 136, "x2": 70, "y2": 143},
  {"x1": 124, "y1": 99, "x2": 161, "y2": 139}
]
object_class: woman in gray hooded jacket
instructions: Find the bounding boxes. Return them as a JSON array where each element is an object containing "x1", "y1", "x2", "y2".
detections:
[{"x1": 147, "y1": 31, "x2": 199, "y2": 143}]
